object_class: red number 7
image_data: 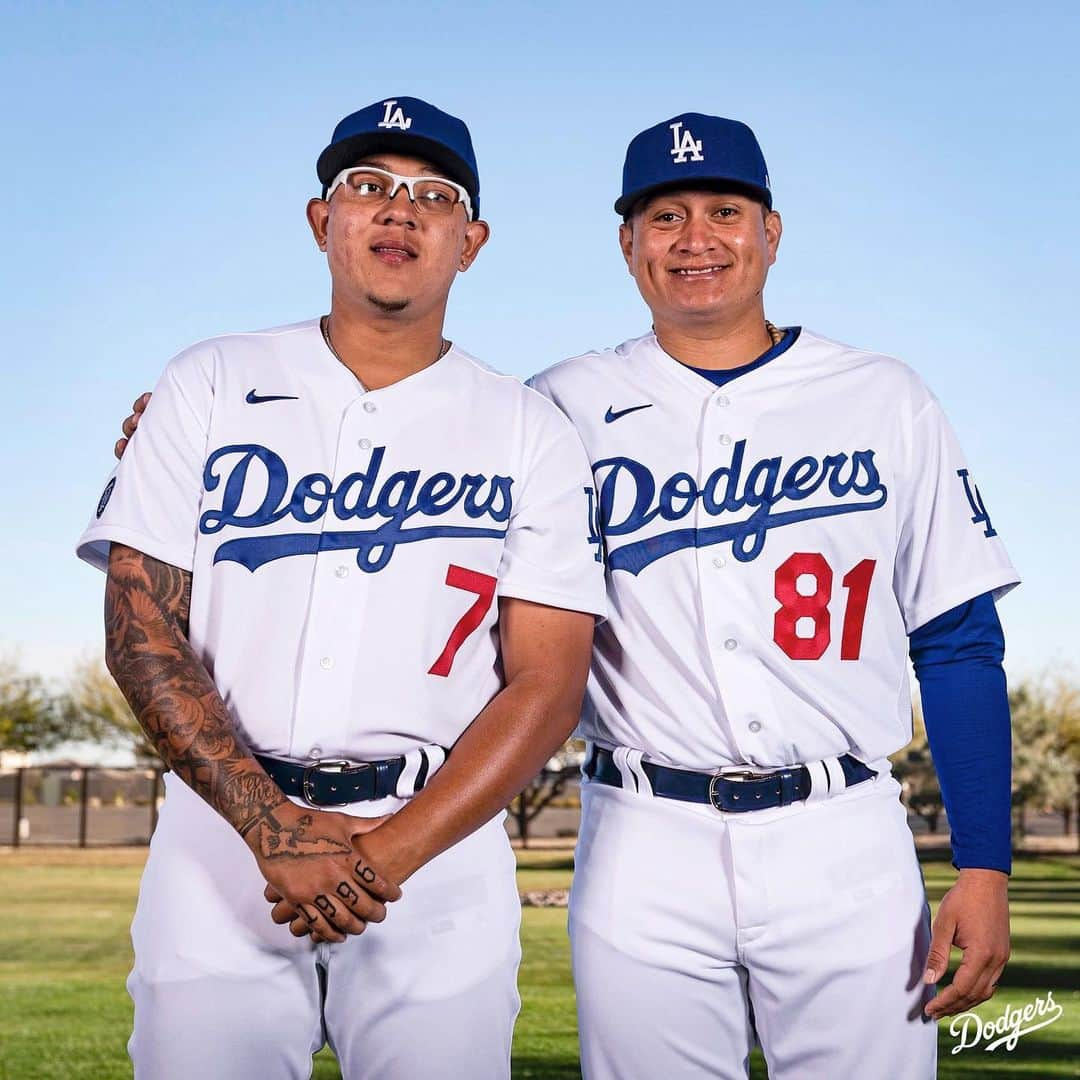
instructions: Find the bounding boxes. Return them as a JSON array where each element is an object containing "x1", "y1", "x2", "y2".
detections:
[{"x1": 428, "y1": 564, "x2": 499, "y2": 677}]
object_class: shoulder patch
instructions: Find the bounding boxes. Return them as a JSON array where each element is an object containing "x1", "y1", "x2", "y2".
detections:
[
  {"x1": 96, "y1": 478, "x2": 116, "y2": 519},
  {"x1": 957, "y1": 468, "x2": 997, "y2": 537}
]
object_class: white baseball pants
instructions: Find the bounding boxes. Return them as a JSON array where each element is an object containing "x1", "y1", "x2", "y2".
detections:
[
  {"x1": 570, "y1": 770, "x2": 937, "y2": 1079},
  {"x1": 127, "y1": 773, "x2": 521, "y2": 1079}
]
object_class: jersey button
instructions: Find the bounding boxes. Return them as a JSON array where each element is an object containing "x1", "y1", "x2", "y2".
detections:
[
  {"x1": 724, "y1": 638, "x2": 738, "y2": 651},
  {"x1": 712, "y1": 555, "x2": 727, "y2": 569},
  {"x1": 320, "y1": 656, "x2": 334, "y2": 670},
  {"x1": 309, "y1": 745, "x2": 323, "y2": 758},
  {"x1": 715, "y1": 394, "x2": 730, "y2": 407},
  {"x1": 718, "y1": 433, "x2": 733, "y2": 446},
  {"x1": 358, "y1": 438, "x2": 372, "y2": 450},
  {"x1": 747, "y1": 720, "x2": 762, "y2": 733},
  {"x1": 363, "y1": 400, "x2": 377, "y2": 413},
  {"x1": 335, "y1": 565, "x2": 349, "y2": 579}
]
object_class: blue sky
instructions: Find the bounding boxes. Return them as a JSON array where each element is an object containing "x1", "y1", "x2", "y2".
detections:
[{"x1": 1, "y1": 0, "x2": 1077, "y2": 686}]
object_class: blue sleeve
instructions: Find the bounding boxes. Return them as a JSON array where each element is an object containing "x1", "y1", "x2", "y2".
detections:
[{"x1": 908, "y1": 592, "x2": 1012, "y2": 874}]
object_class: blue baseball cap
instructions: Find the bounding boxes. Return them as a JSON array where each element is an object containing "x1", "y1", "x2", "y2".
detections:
[
  {"x1": 615, "y1": 113, "x2": 771, "y2": 217},
  {"x1": 316, "y1": 96, "x2": 481, "y2": 219}
]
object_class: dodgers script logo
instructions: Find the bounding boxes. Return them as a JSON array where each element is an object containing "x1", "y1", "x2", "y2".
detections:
[
  {"x1": 595, "y1": 440, "x2": 887, "y2": 574},
  {"x1": 199, "y1": 444, "x2": 513, "y2": 573}
]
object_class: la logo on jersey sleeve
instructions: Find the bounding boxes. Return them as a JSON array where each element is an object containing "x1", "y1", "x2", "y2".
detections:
[
  {"x1": 957, "y1": 468, "x2": 997, "y2": 538},
  {"x1": 584, "y1": 484, "x2": 605, "y2": 564},
  {"x1": 96, "y1": 478, "x2": 116, "y2": 519}
]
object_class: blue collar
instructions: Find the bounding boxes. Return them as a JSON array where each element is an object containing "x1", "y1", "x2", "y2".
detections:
[{"x1": 682, "y1": 326, "x2": 801, "y2": 387}]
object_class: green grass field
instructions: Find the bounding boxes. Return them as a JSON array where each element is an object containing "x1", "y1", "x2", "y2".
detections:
[{"x1": 1, "y1": 847, "x2": 1076, "y2": 1079}]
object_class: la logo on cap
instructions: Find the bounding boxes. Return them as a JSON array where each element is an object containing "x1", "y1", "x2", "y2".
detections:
[
  {"x1": 378, "y1": 100, "x2": 412, "y2": 131},
  {"x1": 669, "y1": 121, "x2": 703, "y2": 164}
]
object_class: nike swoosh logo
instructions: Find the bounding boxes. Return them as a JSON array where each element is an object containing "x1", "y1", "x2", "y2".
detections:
[
  {"x1": 246, "y1": 389, "x2": 299, "y2": 404},
  {"x1": 604, "y1": 403, "x2": 653, "y2": 423}
]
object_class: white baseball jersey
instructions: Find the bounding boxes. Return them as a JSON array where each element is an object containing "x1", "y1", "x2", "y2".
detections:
[
  {"x1": 78, "y1": 319, "x2": 606, "y2": 762},
  {"x1": 530, "y1": 328, "x2": 1019, "y2": 771}
]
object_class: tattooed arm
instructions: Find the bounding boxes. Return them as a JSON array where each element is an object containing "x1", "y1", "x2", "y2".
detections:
[{"x1": 104, "y1": 543, "x2": 401, "y2": 940}]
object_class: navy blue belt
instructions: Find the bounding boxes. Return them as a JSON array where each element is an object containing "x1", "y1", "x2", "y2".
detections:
[
  {"x1": 255, "y1": 751, "x2": 441, "y2": 807},
  {"x1": 584, "y1": 747, "x2": 875, "y2": 812}
]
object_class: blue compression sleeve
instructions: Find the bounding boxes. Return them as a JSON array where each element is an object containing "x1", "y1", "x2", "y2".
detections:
[{"x1": 909, "y1": 592, "x2": 1012, "y2": 873}]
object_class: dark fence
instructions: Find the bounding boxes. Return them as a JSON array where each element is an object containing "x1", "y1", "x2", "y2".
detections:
[
  {"x1": 1, "y1": 766, "x2": 163, "y2": 847},
  {"x1": 2, "y1": 766, "x2": 1070, "y2": 849}
]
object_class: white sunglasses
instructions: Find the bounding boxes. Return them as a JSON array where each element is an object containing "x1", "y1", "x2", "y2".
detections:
[{"x1": 325, "y1": 166, "x2": 474, "y2": 220}]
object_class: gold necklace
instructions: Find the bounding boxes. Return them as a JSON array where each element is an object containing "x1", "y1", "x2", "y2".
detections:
[
  {"x1": 320, "y1": 315, "x2": 450, "y2": 365},
  {"x1": 764, "y1": 320, "x2": 784, "y2": 347},
  {"x1": 655, "y1": 320, "x2": 785, "y2": 355}
]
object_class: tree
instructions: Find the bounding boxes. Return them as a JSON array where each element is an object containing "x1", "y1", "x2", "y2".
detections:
[
  {"x1": 509, "y1": 741, "x2": 583, "y2": 849},
  {"x1": 1046, "y1": 672, "x2": 1080, "y2": 842},
  {"x1": 895, "y1": 675, "x2": 1079, "y2": 848},
  {"x1": 0, "y1": 656, "x2": 67, "y2": 753},
  {"x1": 60, "y1": 656, "x2": 157, "y2": 762},
  {"x1": 1009, "y1": 674, "x2": 1077, "y2": 841},
  {"x1": 891, "y1": 708, "x2": 944, "y2": 833}
]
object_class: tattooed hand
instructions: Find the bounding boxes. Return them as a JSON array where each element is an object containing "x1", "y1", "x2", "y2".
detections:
[
  {"x1": 104, "y1": 542, "x2": 402, "y2": 944},
  {"x1": 261, "y1": 813, "x2": 396, "y2": 941},
  {"x1": 244, "y1": 805, "x2": 400, "y2": 943}
]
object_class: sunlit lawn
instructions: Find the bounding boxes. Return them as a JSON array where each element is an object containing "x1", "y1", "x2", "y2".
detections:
[{"x1": 1, "y1": 846, "x2": 1076, "y2": 1078}]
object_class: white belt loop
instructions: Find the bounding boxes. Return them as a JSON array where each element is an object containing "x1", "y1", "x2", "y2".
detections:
[
  {"x1": 421, "y1": 744, "x2": 447, "y2": 784},
  {"x1": 394, "y1": 744, "x2": 447, "y2": 799},
  {"x1": 612, "y1": 746, "x2": 638, "y2": 793},
  {"x1": 395, "y1": 749, "x2": 424, "y2": 799},
  {"x1": 624, "y1": 748, "x2": 653, "y2": 797},
  {"x1": 804, "y1": 759, "x2": 829, "y2": 803},
  {"x1": 823, "y1": 755, "x2": 847, "y2": 796}
]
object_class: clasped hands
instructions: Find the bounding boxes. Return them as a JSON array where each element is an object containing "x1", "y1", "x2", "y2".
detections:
[{"x1": 245, "y1": 800, "x2": 403, "y2": 945}]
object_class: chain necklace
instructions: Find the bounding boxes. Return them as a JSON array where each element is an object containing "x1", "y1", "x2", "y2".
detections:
[
  {"x1": 656, "y1": 319, "x2": 786, "y2": 361},
  {"x1": 319, "y1": 315, "x2": 450, "y2": 367}
]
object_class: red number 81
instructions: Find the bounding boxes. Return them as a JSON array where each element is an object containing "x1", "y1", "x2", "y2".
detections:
[{"x1": 773, "y1": 553, "x2": 876, "y2": 661}]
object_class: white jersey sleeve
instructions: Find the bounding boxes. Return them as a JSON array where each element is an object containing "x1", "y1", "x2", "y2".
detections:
[
  {"x1": 78, "y1": 346, "x2": 213, "y2": 573},
  {"x1": 497, "y1": 396, "x2": 606, "y2": 617},
  {"x1": 894, "y1": 395, "x2": 1019, "y2": 633}
]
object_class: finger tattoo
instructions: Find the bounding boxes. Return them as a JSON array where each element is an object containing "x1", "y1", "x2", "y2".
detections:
[
  {"x1": 354, "y1": 859, "x2": 376, "y2": 884},
  {"x1": 297, "y1": 904, "x2": 317, "y2": 924},
  {"x1": 314, "y1": 895, "x2": 337, "y2": 918},
  {"x1": 336, "y1": 882, "x2": 360, "y2": 905}
]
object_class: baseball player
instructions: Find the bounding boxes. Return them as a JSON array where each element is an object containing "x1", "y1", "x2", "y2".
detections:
[
  {"x1": 78, "y1": 96, "x2": 605, "y2": 1079},
  {"x1": 527, "y1": 114, "x2": 1019, "y2": 1078},
  {"x1": 111, "y1": 110, "x2": 1018, "y2": 1079}
]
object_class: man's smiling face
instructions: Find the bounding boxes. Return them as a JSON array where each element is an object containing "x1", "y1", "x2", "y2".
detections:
[{"x1": 619, "y1": 190, "x2": 781, "y2": 330}]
